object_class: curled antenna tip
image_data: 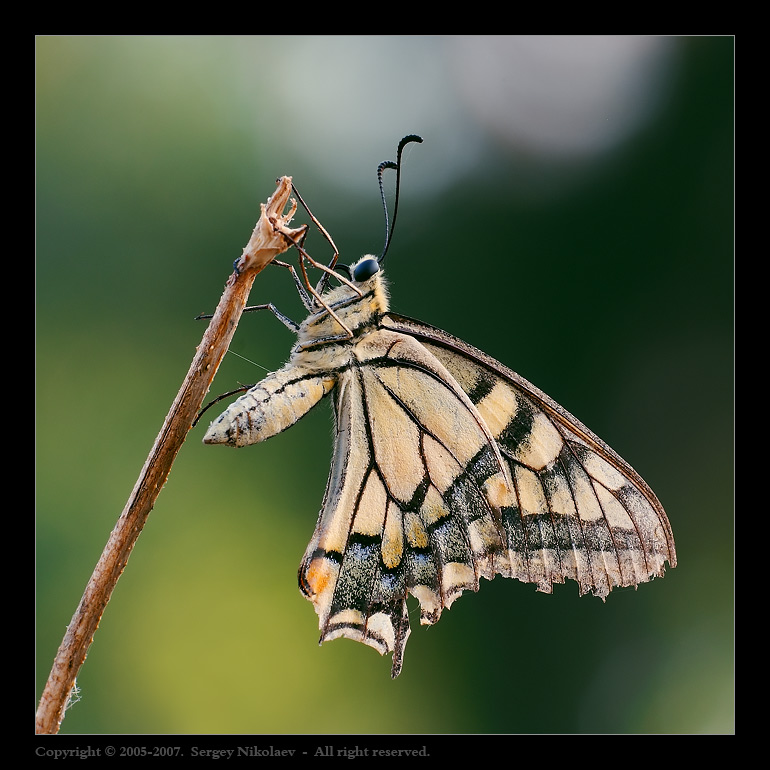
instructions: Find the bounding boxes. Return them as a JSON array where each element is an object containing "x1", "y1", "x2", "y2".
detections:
[
  {"x1": 399, "y1": 134, "x2": 423, "y2": 148},
  {"x1": 377, "y1": 160, "x2": 397, "y2": 175}
]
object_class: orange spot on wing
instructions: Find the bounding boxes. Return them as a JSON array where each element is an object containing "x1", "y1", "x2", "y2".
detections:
[{"x1": 304, "y1": 558, "x2": 334, "y2": 598}]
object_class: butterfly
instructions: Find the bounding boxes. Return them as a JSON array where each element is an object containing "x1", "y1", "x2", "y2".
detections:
[{"x1": 202, "y1": 136, "x2": 676, "y2": 678}]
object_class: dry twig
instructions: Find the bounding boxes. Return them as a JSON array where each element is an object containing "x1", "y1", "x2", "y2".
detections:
[{"x1": 35, "y1": 176, "x2": 305, "y2": 735}]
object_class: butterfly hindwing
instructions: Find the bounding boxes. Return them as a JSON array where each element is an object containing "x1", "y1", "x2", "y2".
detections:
[{"x1": 298, "y1": 326, "x2": 515, "y2": 676}]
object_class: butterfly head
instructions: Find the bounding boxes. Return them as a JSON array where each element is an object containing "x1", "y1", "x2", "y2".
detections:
[
  {"x1": 350, "y1": 255, "x2": 388, "y2": 315},
  {"x1": 352, "y1": 256, "x2": 381, "y2": 282},
  {"x1": 328, "y1": 255, "x2": 388, "y2": 312}
]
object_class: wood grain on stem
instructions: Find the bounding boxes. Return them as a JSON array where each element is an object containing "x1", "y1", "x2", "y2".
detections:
[{"x1": 36, "y1": 176, "x2": 305, "y2": 735}]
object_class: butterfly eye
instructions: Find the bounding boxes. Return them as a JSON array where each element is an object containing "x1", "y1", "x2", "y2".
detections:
[{"x1": 353, "y1": 258, "x2": 380, "y2": 282}]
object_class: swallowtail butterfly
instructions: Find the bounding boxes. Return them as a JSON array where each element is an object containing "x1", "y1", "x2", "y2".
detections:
[{"x1": 203, "y1": 137, "x2": 676, "y2": 678}]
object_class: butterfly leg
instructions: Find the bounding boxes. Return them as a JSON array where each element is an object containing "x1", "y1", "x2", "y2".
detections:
[
  {"x1": 195, "y1": 302, "x2": 299, "y2": 334},
  {"x1": 271, "y1": 259, "x2": 314, "y2": 312},
  {"x1": 288, "y1": 182, "x2": 341, "y2": 296},
  {"x1": 241, "y1": 302, "x2": 299, "y2": 333},
  {"x1": 272, "y1": 221, "x2": 358, "y2": 340}
]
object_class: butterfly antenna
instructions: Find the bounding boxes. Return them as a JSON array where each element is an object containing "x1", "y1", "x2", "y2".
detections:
[{"x1": 378, "y1": 134, "x2": 423, "y2": 264}]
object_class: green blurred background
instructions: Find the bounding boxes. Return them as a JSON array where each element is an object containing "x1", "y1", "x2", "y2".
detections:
[{"x1": 36, "y1": 36, "x2": 733, "y2": 735}]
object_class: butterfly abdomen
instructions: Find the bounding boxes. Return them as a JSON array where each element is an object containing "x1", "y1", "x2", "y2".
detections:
[{"x1": 203, "y1": 365, "x2": 336, "y2": 448}]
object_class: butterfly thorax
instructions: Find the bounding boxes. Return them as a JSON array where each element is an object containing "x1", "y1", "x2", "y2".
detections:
[{"x1": 292, "y1": 256, "x2": 390, "y2": 357}]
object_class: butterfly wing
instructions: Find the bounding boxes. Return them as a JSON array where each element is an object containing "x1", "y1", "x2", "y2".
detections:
[
  {"x1": 384, "y1": 314, "x2": 676, "y2": 585},
  {"x1": 298, "y1": 315, "x2": 676, "y2": 677}
]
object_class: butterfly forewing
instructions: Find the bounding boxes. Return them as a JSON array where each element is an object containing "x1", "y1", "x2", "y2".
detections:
[{"x1": 382, "y1": 313, "x2": 676, "y2": 595}]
